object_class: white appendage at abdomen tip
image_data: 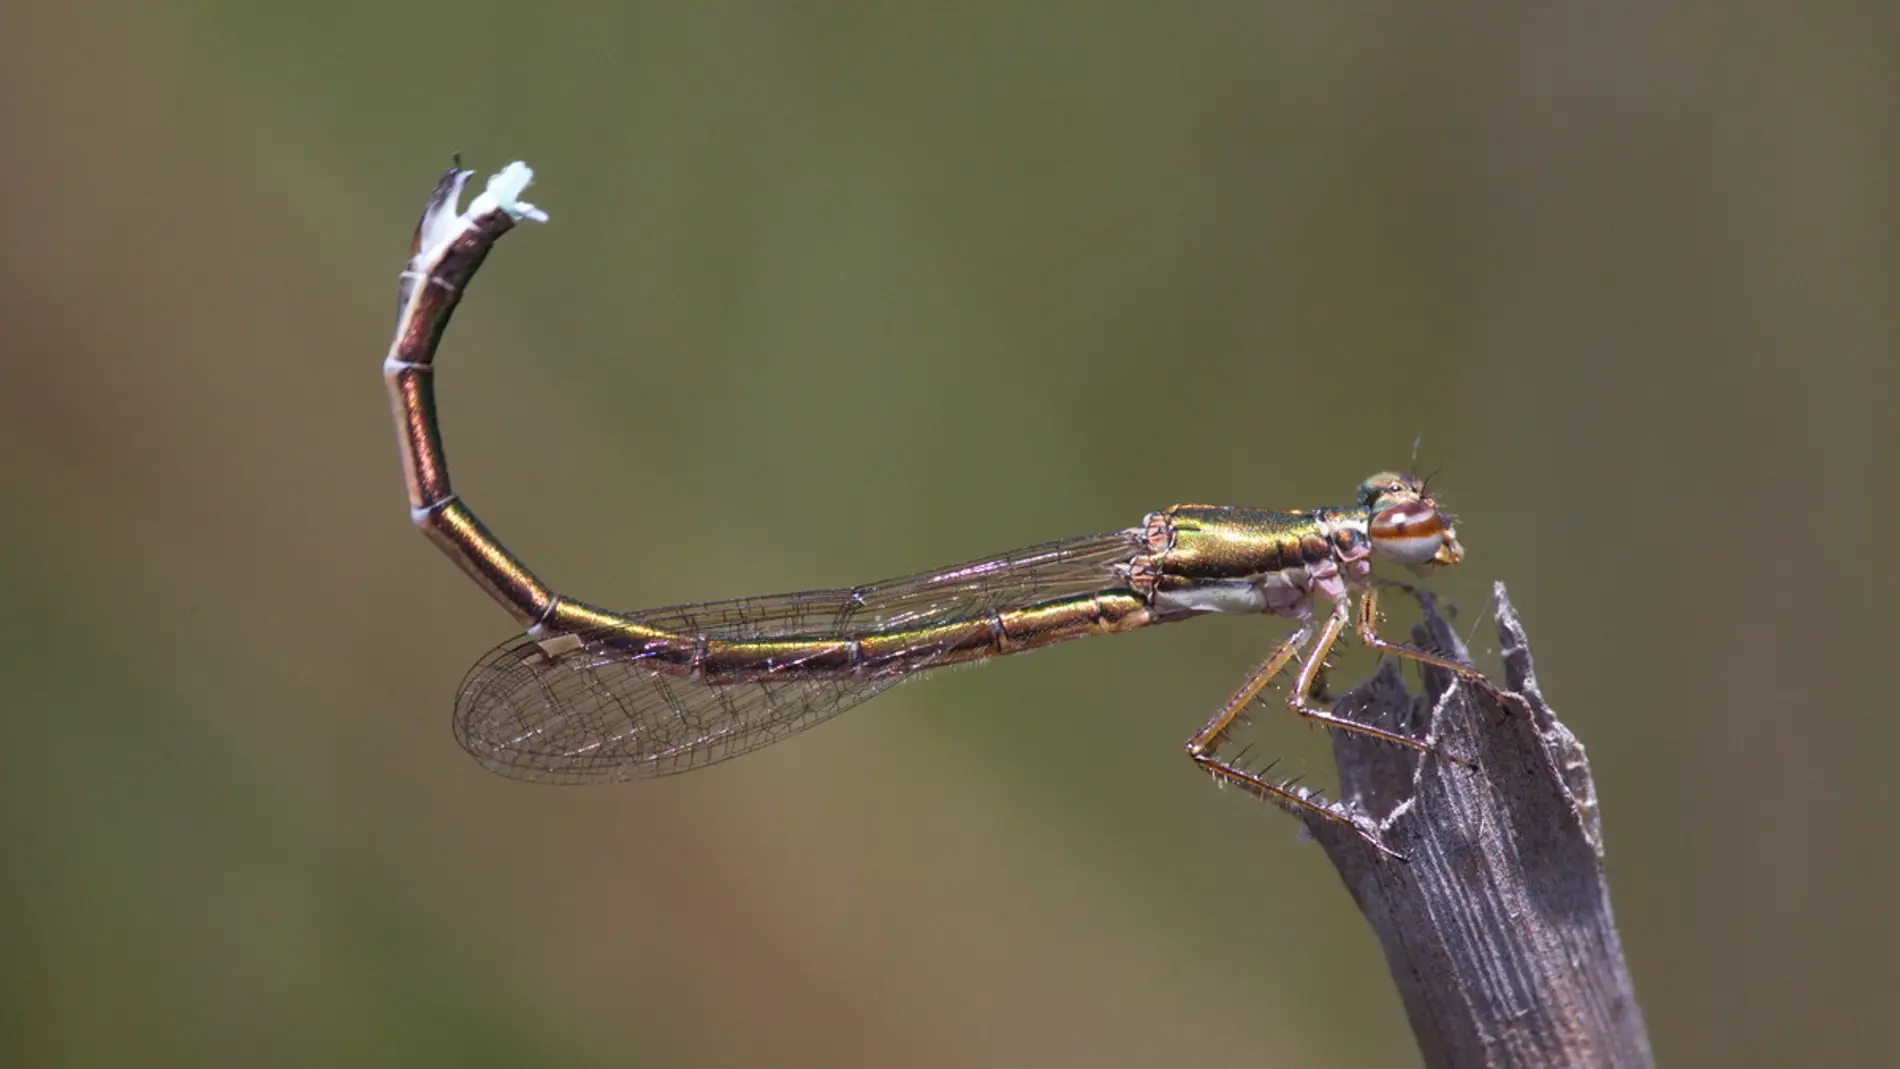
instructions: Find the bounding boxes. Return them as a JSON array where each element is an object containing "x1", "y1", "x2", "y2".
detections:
[
  {"x1": 467, "y1": 161, "x2": 549, "y2": 223},
  {"x1": 408, "y1": 160, "x2": 549, "y2": 275}
]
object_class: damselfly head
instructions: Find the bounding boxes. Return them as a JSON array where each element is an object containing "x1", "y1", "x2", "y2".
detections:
[{"x1": 1358, "y1": 471, "x2": 1464, "y2": 568}]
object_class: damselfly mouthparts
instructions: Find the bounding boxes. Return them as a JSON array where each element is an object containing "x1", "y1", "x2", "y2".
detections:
[{"x1": 385, "y1": 162, "x2": 1505, "y2": 858}]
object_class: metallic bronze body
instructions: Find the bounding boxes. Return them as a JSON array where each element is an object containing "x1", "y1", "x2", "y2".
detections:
[
  {"x1": 387, "y1": 163, "x2": 1510, "y2": 859},
  {"x1": 386, "y1": 169, "x2": 557, "y2": 627}
]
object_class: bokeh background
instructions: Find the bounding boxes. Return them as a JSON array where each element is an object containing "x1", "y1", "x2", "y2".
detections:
[{"x1": 3, "y1": 3, "x2": 1895, "y2": 1066}]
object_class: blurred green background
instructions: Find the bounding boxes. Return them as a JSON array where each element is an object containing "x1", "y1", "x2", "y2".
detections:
[{"x1": 3, "y1": 2, "x2": 1896, "y2": 1066}]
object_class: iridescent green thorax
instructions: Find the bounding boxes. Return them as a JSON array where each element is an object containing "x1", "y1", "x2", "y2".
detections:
[
  {"x1": 1120, "y1": 504, "x2": 1375, "y2": 620},
  {"x1": 1143, "y1": 505, "x2": 1367, "y2": 578}
]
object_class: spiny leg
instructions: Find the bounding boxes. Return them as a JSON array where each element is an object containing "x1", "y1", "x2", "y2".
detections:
[
  {"x1": 1186, "y1": 625, "x2": 1307, "y2": 761},
  {"x1": 1184, "y1": 626, "x2": 1404, "y2": 860},
  {"x1": 1283, "y1": 595, "x2": 1471, "y2": 766},
  {"x1": 1358, "y1": 585, "x2": 1530, "y2": 715}
]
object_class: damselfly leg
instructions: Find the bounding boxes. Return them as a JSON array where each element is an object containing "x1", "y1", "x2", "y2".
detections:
[
  {"x1": 1287, "y1": 592, "x2": 1470, "y2": 761},
  {"x1": 1187, "y1": 589, "x2": 1475, "y2": 860},
  {"x1": 1358, "y1": 584, "x2": 1531, "y2": 716}
]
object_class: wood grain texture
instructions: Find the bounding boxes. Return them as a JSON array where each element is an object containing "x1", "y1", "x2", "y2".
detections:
[{"x1": 1302, "y1": 584, "x2": 1653, "y2": 1069}]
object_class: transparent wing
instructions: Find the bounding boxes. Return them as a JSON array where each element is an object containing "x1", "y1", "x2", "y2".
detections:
[
  {"x1": 454, "y1": 649, "x2": 911, "y2": 782},
  {"x1": 454, "y1": 529, "x2": 1142, "y2": 782}
]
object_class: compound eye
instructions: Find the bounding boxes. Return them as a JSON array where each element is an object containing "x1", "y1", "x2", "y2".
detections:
[{"x1": 1369, "y1": 500, "x2": 1447, "y2": 565}]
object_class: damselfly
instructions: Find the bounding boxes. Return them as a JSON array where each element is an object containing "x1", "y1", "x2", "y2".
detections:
[{"x1": 386, "y1": 162, "x2": 1503, "y2": 857}]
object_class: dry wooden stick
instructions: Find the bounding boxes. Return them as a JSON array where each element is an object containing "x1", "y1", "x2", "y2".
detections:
[{"x1": 1300, "y1": 583, "x2": 1653, "y2": 1069}]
